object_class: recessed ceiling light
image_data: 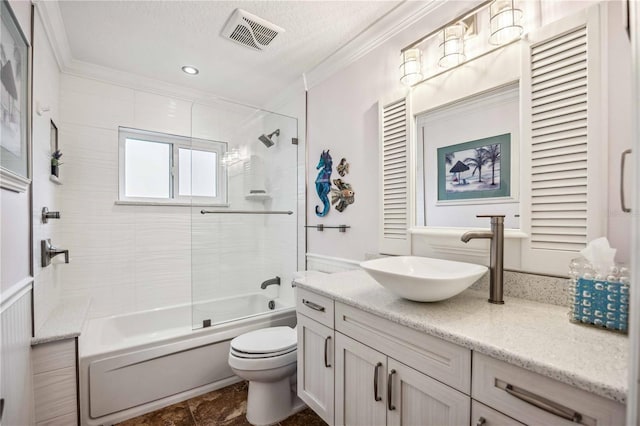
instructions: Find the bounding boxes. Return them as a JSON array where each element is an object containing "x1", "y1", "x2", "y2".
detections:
[{"x1": 182, "y1": 65, "x2": 199, "y2": 75}]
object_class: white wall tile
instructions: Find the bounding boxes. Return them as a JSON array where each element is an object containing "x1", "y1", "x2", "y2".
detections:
[
  {"x1": 133, "y1": 91, "x2": 192, "y2": 137},
  {"x1": 60, "y1": 75, "x2": 134, "y2": 130},
  {"x1": 58, "y1": 75, "x2": 301, "y2": 319}
]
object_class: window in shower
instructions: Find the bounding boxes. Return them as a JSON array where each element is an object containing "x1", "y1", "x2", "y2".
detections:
[{"x1": 118, "y1": 127, "x2": 227, "y2": 204}]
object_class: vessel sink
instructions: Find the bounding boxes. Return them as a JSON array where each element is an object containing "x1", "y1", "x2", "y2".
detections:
[{"x1": 360, "y1": 256, "x2": 488, "y2": 302}]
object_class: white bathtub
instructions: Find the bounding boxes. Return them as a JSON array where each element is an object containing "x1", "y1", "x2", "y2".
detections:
[{"x1": 79, "y1": 293, "x2": 295, "y2": 425}]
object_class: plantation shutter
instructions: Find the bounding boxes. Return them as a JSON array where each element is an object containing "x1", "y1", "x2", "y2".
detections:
[
  {"x1": 379, "y1": 97, "x2": 411, "y2": 255},
  {"x1": 521, "y1": 6, "x2": 605, "y2": 275}
]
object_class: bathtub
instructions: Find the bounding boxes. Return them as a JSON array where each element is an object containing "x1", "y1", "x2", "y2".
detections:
[{"x1": 79, "y1": 293, "x2": 296, "y2": 425}]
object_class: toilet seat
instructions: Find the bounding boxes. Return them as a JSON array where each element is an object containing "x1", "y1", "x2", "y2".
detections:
[
  {"x1": 230, "y1": 326, "x2": 296, "y2": 355},
  {"x1": 230, "y1": 346, "x2": 295, "y2": 359},
  {"x1": 229, "y1": 346, "x2": 297, "y2": 371},
  {"x1": 228, "y1": 326, "x2": 298, "y2": 371}
]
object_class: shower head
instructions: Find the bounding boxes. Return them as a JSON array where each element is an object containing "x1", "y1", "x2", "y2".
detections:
[{"x1": 259, "y1": 129, "x2": 280, "y2": 148}]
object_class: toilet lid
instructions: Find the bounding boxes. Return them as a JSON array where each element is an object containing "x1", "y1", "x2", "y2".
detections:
[{"x1": 230, "y1": 326, "x2": 296, "y2": 354}]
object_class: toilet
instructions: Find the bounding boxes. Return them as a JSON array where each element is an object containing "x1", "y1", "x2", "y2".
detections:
[{"x1": 228, "y1": 326, "x2": 304, "y2": 425}]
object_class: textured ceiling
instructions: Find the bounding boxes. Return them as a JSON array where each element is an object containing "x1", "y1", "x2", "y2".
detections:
[{"x1": 58, "y1": 1, "x2": 401, "y2": 105}]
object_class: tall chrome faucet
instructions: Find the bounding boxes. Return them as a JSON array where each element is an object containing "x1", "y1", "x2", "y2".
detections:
[{"x1": 460, "y1": 215, "x2": 505, "y2": 304}]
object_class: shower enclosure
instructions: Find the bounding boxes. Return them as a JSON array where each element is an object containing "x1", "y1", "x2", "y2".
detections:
[{"x1": 190, "y1": 100, "x2": 301, "y2": 329}]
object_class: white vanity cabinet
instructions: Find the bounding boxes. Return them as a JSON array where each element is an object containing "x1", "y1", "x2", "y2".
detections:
[
  {"x1": 296, "y1": 286, "x2": 626, "y2": 426},
  {"x1": 472, "y1": 353, "x2": 626, "y2": 425},
  {"x1": 334, "y1": 333, "x2": 387, "y2": 426},
  {"x1": 297, "y1": 289, "x2": 471, "y2": 426},
  {"x1": 334, "y1": 333, "x2": 469, "y2": 426},
  {"x1": 334, "y1": 304, "x2": 470, "y2": 426},
  {"x1": 296, "y1": 289, "x2": 335, "y2": 424}
]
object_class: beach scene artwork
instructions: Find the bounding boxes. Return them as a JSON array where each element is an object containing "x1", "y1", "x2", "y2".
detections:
[
  {"x1": 445, "y1": 143, "x2": 501, "y2": 193},
  {"x1": 437, "y1": 134, "x2": 511, "y2": 202}
]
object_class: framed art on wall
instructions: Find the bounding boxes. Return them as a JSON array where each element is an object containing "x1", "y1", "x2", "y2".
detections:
[
  {"x1": 437, "y1": 133, "x2": 511, "y2": 202},
  {"x1": 0, "y1": 0, "x2": 30, "y2": 192}
]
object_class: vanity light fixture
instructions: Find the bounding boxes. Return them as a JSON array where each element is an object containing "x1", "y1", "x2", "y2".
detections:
[
  {"x1": 488, "y1": 0, "x2": 523, "y2": 45},
  {"x1": 399, "y1": 48, "x2": 423, "y2": 86},
  {"x1": 181, "y1": 65, "x2": 199, "y2": 75},
  {"x1": 438, "y1": 23, "x2": 466, "y2": 69}
]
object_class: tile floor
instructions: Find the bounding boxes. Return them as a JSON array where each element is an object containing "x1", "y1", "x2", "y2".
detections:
[{"x1": 117, "y1": 381, "x2": 327, "y2": 426}]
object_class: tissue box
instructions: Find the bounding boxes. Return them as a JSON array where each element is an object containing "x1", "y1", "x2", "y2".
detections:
[{"x1": 569, "y1": 258, "x2": 630, "y2": 333}]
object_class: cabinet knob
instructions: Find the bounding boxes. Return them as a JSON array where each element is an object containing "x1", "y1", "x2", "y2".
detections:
[{"x1": 476, "y1": 417, "x2": 486, "y2": 426}]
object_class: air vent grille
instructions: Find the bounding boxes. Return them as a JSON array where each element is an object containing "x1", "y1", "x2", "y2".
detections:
[
  {"x1": 529, "y1": 25, "x2": 588, "y2": 252},
  {"x1": 222, "y1": 9, "x2": 284, "y2": 51},
  {"x1": 243, "y1": 18, "x2": 279, "y2": 46},
  {"x1": 230, "y1": 25, "x2": 259, "y2": 50}
]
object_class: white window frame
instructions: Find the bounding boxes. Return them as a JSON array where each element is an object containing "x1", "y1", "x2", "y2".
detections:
[{"x1": 118, "y1": 127, "x2": 228, "y2": 205}]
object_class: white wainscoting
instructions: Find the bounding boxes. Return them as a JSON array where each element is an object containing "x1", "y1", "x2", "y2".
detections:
[
  {"x1": 1, "y1": 288, "x2": 35, "y2": 425},
  {"x1": 306, "y1": 253, "x2": 361, "y2": 273}
]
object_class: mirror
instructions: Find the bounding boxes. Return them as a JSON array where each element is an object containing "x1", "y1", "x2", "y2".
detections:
[
  {"x1": 415, "y1": 83, "x2": 520, "y2": 230},
  {"x1": 409, "y1": 1, "x2": 633, "y2": 273}
]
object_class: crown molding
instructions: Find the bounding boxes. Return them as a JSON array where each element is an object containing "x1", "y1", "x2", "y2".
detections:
[
  {"x1": 34, "y1": 0, "x2": 448, "y2": 111},
  {"x1": 33, "y1": 0, "x2": 73, "y2": 71},
  {"x1": 304, "y1": 0, "x2": 445, "y2": 89},
  {"x1": 32, "y1": 0, "x2": 267, "y2": 111}
]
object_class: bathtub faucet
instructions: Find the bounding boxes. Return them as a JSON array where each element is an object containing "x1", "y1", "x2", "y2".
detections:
[{"x1": 260, "y1": 276, "x2": 281, "y2": 289}]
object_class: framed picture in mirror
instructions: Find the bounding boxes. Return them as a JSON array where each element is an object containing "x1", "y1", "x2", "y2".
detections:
[{"x1": 437, "y1": 133, "x2": 511, "y2": 202}]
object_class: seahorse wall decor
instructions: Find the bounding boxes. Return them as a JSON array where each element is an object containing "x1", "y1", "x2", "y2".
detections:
[{"x1": 315, "y1": 150, "x2": 333, "y2": 217}]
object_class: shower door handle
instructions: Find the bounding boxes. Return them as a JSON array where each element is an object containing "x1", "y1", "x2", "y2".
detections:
[{"x1": 324, "y1": 336, "x2": 331, "y2": 368}]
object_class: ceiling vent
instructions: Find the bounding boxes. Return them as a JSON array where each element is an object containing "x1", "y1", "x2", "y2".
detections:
[{"x1": 221, "y1": 9, "x2": 284, "y2": 51}]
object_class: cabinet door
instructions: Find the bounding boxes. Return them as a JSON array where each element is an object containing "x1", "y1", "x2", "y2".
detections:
[
  {"x1": 387, "y1": 358, "x2": 469, "y2": 426},
  {"x1": 335, "y1": 333, "x2": 387, "y2": 426},
  {"x1": 297, "y1": 314, "x2": 334, "y2": 424},
  {"x1": 472, "y1": 400, "x2": 524, "y2": 426}
]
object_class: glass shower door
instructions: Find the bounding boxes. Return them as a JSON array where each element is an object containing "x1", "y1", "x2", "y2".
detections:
[{"x1": 190, "y1": 100, "x2": 298, "y2": 329}]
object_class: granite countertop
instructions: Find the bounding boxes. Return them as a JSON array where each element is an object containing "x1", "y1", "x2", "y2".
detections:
[
  {"x1": 294, "y1": 270, "x2": 629, "y2": 404},
  {"x1": 32, "y1": 296, "x2": 91, "y2": 345}
]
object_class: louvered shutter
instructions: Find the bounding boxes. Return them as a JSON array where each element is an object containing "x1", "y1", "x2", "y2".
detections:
[
  {"x1": 521, "y1": 6, "x2": 604, "y2": 275},
  {"x1": 379, "y1": 97, "x2": 411, "y2": 255}
]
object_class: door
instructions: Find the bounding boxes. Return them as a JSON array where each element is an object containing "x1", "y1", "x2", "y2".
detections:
[
  {"x1": 297, "y1": 314, "x2": 334, "y2": 424},
  {"x1": 387, "y1": 358, "x2": 469, "y2": 426},
  {"x1": 335, "y1": 333, "x2": 387, "y2": 426}
]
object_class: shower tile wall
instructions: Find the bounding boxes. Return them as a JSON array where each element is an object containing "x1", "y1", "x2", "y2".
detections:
[
  {"x1": 58, "y1": 75, "x2": 192, "y2": 318},
  {"x1": 31, "y1": 12, "x2": 63, "y2": 333},
  {"x1": 58, "y1": 75, "x2": 298, "y2": 319}
]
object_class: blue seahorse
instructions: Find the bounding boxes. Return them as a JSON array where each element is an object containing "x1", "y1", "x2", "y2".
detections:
[{"x1": 315, "y1": 150, "x2": 333, "y2": 217}]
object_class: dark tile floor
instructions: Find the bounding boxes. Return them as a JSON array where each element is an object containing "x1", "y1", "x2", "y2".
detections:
[{"x1": 117, "y1": 381, "x2": 327, "y2": 426}]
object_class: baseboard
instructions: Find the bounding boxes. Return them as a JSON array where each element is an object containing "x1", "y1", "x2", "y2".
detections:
[{"x1": 305, "y1": 253, "x2": 361, "y2": 273}]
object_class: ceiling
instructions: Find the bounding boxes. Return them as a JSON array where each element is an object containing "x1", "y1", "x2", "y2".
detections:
[{"x1": 57, "y1": 1, "x2": 402, "y2": 106}]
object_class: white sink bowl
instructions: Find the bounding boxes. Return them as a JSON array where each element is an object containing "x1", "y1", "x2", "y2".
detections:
[{"x1": 360, "y1": 256, "x2": 488, "y2": 302}]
